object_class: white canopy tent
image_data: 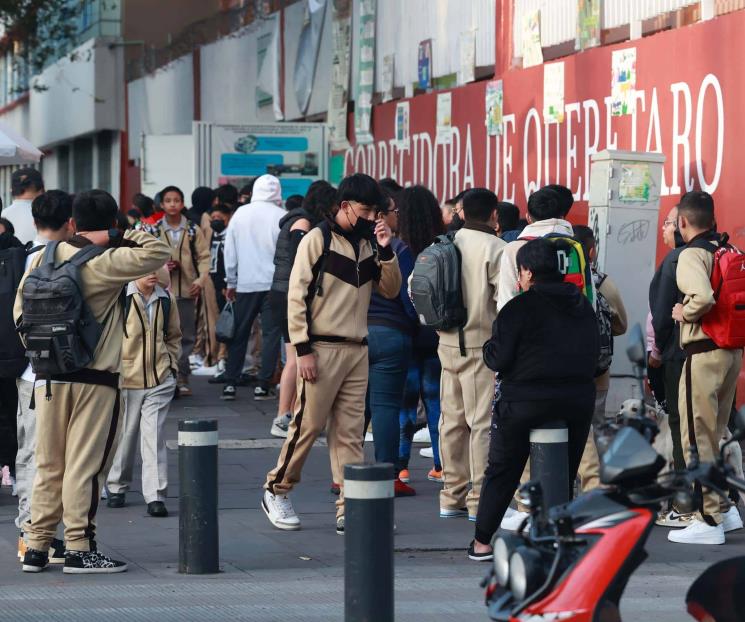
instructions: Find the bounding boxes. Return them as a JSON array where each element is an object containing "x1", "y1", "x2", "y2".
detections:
[{"x1": 0, "y1": 120, "x2": 42, "y2": 165}]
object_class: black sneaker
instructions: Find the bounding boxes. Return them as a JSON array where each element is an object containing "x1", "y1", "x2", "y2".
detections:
[
  {"x1": 336, "y1": 516, "x2": 345, "y2": 535},
  {"x1": 254, "y1": 384, "x2": 276, "y2": 401},
  {"x1": 107, "y1": 492, "x2": 125, "y2": 508},
  {"x1": 147, "y1": 501, "x2": 168, "y2": 517},
  {"x1": 22, "y1": 548, "x2": 49, "y2": 573},
  {"x1": 237, "y1": 372, "x2": 257, "y2": 387},
  {"x1": 63, "y1": 550, "x2": 128, "y2": 574},
  {"x1": 49, "y1": 538, "x2": 66, "y2": 564},
  {"x1": 222, "y1": 385, "x2": 236, "y2": 401},
  {"x1": 467, "y1": 540, "x2": 493, "y2": 562}
]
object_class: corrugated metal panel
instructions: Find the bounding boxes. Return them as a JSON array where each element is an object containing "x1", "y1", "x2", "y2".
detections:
[
  {"x1": 374, "y1": 0, "x2": 495, "y2": 89},
  {"x1": 513, "y1": 0, "x2": 700, "y2": 51}
]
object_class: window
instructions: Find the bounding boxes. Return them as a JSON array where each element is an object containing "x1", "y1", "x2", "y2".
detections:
[
  {"x1": 58, "y1": 145, "x2": 70, "y2": 192},
  {"x1": 97, "y1": 131, "x2": 112, "y2": 192},
  {"x1": 72, "y1": 137, "x2": 93, "y2": 193}
]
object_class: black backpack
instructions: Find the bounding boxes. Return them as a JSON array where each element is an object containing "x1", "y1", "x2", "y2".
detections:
[
  {"x1": 594, "y1": 271, "x2": 614, "y2": 376},
  {"x1": 0, "y1": 244, "x2": 37, "y2": 378},
  {"x1": 410, "y1": 232, "x2": 467, "y2": 354},
  {"x1": 18, "y1": 242, "x2": 107, "y2": 392}
]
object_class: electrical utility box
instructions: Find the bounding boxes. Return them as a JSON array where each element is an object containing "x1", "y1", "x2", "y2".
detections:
[{"x1": 588, "y1": 149, "x2": 666, "y2": 378}]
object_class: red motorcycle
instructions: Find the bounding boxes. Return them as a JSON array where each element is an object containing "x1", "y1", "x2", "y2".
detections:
[{"x1": 483, "y1": 329, "x2": 745, "y2": 622}]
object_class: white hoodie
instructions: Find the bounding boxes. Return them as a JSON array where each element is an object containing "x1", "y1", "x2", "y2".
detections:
[
  {"x1": 496, "y1": 218, "x2": 574, "y2": 311},
  {"x1": 224, "y1": 174, "x2": 286, "y2": 293}
]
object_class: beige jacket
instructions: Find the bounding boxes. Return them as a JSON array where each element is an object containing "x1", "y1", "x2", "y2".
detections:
[
  {"x1": 14, "y1": 230, "x2": 172, "y2": 376},
  {"x1": 121, "y1": 283, "x2": 182, "y2": 389},
  {"x1": 676, "y1": 243, "x2": 717, "y2": 346},
  {"x1": 595, "y1": 273, "x2": 629, "y2": 391},
  {"x1": 439, "y1": 225, "x2": 506, "y2": 350},
  {"x1": 288, "y1": 225, "x2": 401, "y2": 356},
  {"x1": 141, "y1": 216, "x2": 210, "y2": 299}
]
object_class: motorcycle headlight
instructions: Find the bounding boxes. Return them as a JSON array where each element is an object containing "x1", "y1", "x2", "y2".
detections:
[
  {"x1": 509, "y1": 546, "x2": 545, "y2": 601},
  {"x1": 492, "y1": 532, "x2": 522, "y2": 586}
]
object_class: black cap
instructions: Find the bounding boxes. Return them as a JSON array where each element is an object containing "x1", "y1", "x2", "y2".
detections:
[{"x1": 11, "y1": 167, "x2": 43, "y2": 196}]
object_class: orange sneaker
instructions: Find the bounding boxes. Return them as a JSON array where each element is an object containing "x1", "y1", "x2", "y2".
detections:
[
  {"x1": 427, "y1": 468, "x2": 443, "y2": 482},
  {"x1": 398, "y1": 469, "x2": 411, "y2": 483}
]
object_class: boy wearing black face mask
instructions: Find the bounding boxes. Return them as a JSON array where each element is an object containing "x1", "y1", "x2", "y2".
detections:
[
  {"x1": 262, "y1": 174, "x2": 401, "y2": 535},
  {"x1": 208, "y1": 204, "x2": 232, "y2": 311}
]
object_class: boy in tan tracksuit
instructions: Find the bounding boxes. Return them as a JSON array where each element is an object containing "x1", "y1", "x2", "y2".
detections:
[
  {"x1": 668, "y1": 191, "x2": 743, "y2": 545},
  {"x1": 17, "y1": 190, "x2": 170, "y2": 573},
  {"x1": 262, "y1": 174, "x2": 400, "y2": 534},
  {"x1": 438, "y1": 189, "x2": 505, "y2": 521},
  {"x1": 106, "y1": 267, "x2": 182, "y2": 517},
  {"x1": 140, "y1": 185, "x2": 210, "y2": 396}
]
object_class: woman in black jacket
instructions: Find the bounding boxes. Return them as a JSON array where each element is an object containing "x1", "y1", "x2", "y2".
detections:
[{"x1": 469, "y1": 238, "x2": 599, "y2": 561}]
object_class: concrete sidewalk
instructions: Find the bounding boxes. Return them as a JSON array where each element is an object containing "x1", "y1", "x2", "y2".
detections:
[{"x1": 0, "y1": 377, "x2": 741, "y2": 621}]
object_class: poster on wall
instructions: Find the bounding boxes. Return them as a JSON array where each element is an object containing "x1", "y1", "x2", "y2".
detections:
[
  {"x1": 256, "y1": 14, "x2": 284, "y2": 121},
  {"x1": 294, "y1": 0, "x2": 327, "y2": 115},
  {"x1": 522, "y1": 10, "x2": 543, "y2": 68},
  {"x1": 458, "y1": 30, "x2": 476, "y2": 85},
  {"x1": 395, "y1": 101, "x2": 410, "y2": 150},
  {"x1": 576, "y1": 0, "x2": 601, "y2": 51},
  {"x1": 418, "y1": 39, "x2": 432, "y2": 90},
  {"x1": 543, "y1": 61, "x2": 565, "y2": 124},
  {"x1": 327, "y1": 0, "x2": 352, "y2": 150},
  {"x1": 382, "y1": 53, "x2": 394, "y2": 102},
  {"x1": 207, "y1": 123, "x2": 328, "y2": 198},
  {"x1": 485, "y1": 79, "x2": 503, "y2": 136},
  {"x1": 436, "y1": 92, "x2": 452, "y2": 144},
  {"x1": 354, "y1": 0, "x2": 376, "y2": 145},
  {"x1": 611, "y1": 47, "x2": 636, "y2": 116}
]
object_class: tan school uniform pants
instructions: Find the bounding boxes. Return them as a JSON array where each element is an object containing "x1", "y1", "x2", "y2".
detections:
[
  {"x1": 438, "y1": 345, "x2": 493, "y2": 517},
  {"x1": 679, "y1": 347, "x2": 742, "y2": 525},
  {"x1": 265, "y1": 342, "x2": 368, "y2": 518},
  {"x1": 24, "y1": 382, "x2": 121, "y2": 552}
]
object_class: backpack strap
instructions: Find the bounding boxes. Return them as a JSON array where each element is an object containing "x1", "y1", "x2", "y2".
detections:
[
  {"x1": 68, "y1": 244, "x2": 107, "y2": 267},
  {"x1": 42, "y1": 241, "x2": 60, "y2": 266},
  {"x1": 310, "y1": 221, "x2": 333, "y2": 300},
  {"x1": 160, "y1": 294, "x2": 172, "y2": 339},
  {"x1": 444, "y1": 231, "x2": 467, "y2": 357}
]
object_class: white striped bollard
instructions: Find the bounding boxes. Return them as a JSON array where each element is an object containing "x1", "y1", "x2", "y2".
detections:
[
  {"x1": 344, "y1": 462, "x2": 395, "y2": 622},
  {"x1": 529, "y1": 421, "x2": 570, "y2": 512},
  {"x1": 178, "y1": 419, "x2": 219, "y2": 574}
]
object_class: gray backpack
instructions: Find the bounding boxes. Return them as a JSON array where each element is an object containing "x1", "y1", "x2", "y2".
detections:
[
  {"x1": 19, "y1": 242, "x2": 107, "y2": 391},
  {"x1": 594, "y1": 271, "x2": 614, "y2": 376},
  {"x1": 410, "y1": 232, "x2": 467, "y2": 354}
]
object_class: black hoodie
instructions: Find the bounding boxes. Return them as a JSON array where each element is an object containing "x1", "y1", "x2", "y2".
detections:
[
  {"x1": 483, "y1": 281, "x2": 599, "y2": 401},
  {"x1": 648, "y1": 232, "x2": 687, "y2": 363}
]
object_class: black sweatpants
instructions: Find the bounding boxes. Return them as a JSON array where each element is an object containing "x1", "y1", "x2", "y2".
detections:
[
  {"x1": 0, "y1": 377, "x2": 18, "y2": 474},
  {"x1": 474, "y1": 394, "x2": 594, "y2": 545},
  {"x1": 663, "y1": 358, "x2": 686, "y2": 472}
]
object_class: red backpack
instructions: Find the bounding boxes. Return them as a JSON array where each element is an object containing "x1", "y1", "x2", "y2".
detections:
[{"x1": 697, "y1": 234, "x2": 745, "y2": 349}]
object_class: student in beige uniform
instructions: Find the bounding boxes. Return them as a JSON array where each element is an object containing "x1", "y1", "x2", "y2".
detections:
[
  {"x1": 106, "y1": 267, "x2": 182, "y2": 517},
  {"x1": 17, "y1": 190, "x2": 170, "y2": 574},
  {"x1": 262, "y1": 174, "x2": 400, "y2": 535},
  {"x1": 668, "y1": 191, "x2": 744, "y2": 545},
  {"x1": 141, "y1": 185, "x2": 210, "y2": 396},
  {"x1": 438, "y1": 188, "x2": 505, "y2": 521}
]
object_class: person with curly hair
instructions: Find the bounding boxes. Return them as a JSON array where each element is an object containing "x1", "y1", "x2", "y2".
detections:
[{"x1": 396, "y1": 185, "x2": 446, "y2": 485}]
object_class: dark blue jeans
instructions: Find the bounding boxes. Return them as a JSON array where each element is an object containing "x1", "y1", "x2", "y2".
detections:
[
  {"x1": 399, "y1": 352, "x2": 442, "y2": 470},
  {"x1": 364, "y1": 325, "x2": 412, "y2": 465}
]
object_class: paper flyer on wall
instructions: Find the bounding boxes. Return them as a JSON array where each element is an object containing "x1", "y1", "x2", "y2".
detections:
[
  {"x1": 382, "y1": 53, "x2": 394, "y2": 102},
  {"x1": 354, "y1": 0, "x2": 376, "y2": 145},
  {"x1": 395, "y1": 101, "x2": 410, "y2": 150},
  {"x1": 458, "y1": 30, "x2": 476, "y2": 85},
  {"x1": 436, "y1": 92, "x2": 452, "y2": 145},
  {"x1": 418, "y1": 39, "x2": 432, "y2": 90},
  {"x1": 576, "y1": 0, "x2": 601, "y2": 51},
  {"x1": 611, "y1": 47, "x2": 636, "y2": 116},
  {"x1": 485, "y1": 79, "x2": 503, "y2": 136},
  {"x1": 543, "y1": 62, "x2": 565, "y2": 124},
  {"x1": 522, "y1": 10, "x2": 543, "y2": 68},
  {"x1": 326, "y1": 0, "x2": 352, "y2": 150}
]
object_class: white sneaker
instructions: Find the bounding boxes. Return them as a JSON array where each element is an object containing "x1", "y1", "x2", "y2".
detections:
[
  {"x1": 10, "y1": 475, "x2": 16, "y2": 497},
  {"x1": 413, "y1": 427, "x2": 431, "y2": 443},
  {"x1": 270, "y1": 413, "x2": 292, "y2": 438},
  {"x1": 668, "y1": 519, "x2": 725, "y2": 545},
  {"x1": 262, "y1": 490, "x2": 301, "y2": 530},
  {"x1": 723, "y1": 506, "x2": 743, "y2": 533},
  {"x1": 419, "y1": 446, "x2": 434, "y2": 458},
  {"x1": 656, "y1": 510, "x2": 695, "y2": 528},
  {"x1": 188, "y1": 354, "x2": 204, "y2": 370},
  {"x1": 216, "y1": 359, "x2": 226, "y2": 374},
  {"x1": 500, "y1": 510, "x2": 530, "y2": 531}
]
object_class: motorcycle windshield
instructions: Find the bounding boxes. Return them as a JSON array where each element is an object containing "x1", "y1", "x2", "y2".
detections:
[{"x1": 685, "y1": 556, "x2": 745, "y2": 622}]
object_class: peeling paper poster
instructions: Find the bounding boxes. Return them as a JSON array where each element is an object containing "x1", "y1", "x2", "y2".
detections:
[
  {"x1": 576, "y1": 0, "x2": 601, "y2": 51},
  {"x1": 355, "y1": 0, "x2": 376, "y2": 144},
  {"x1": 436, "y1": 92, "x2": 452, "y2": 145},
  {"x1": 382, "y1": 53, "x2": 394, "y2": 102},
  {"x1": 485, "y1": 80, "x2": 503, "y2": 136},
  {"x1": 458, "y1": 30, "x2": 475, "y2": 85},
  {"x1": 543, "y1": 62, "x2": 565, "y2": 124},
  {"x1": 522, "y1": 10, "x2": 543, "y2": 68},
  {"x1": 395, "y1": 101, "x2": 410, "y2": 150},
  {"x1": 611, "y1": 47, "x2": 636, "y2": 116}
]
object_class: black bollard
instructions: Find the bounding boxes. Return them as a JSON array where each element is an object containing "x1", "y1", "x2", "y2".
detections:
[
  {"x1": 178, "y1": 419, "x2": 219, "y2": 574},
  {"x1": 344, "y1": 462, "x2": 394, "y2": 622},
  {"x1": 529, "y1": 421, "x2": 570, "y2": 511}
]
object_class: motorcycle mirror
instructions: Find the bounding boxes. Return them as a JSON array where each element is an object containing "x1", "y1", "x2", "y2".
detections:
[
  {"x1": 626, "y1": 324, "x2": 646, "y2": 367},
  {"x1": 732, "y1": 407, "x2": 745, "y2": 442},
  {"x1": 673, "y1": 490, "x2": 695, "y2": 514}
]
